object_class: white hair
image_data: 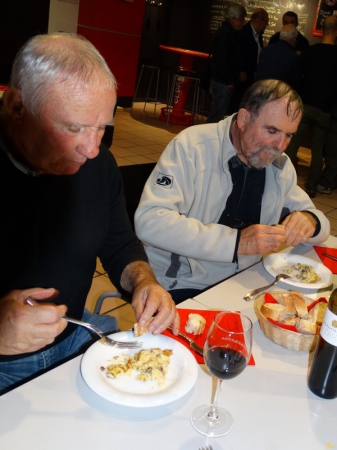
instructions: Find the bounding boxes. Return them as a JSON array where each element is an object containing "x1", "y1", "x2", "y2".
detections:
[{"x1": 9, "y1": 33, "x2": 117, "y2": 116}]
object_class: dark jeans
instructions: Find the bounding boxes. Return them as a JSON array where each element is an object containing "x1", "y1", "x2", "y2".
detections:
[
  {"x1": 285, "y1": 104, "x2": 330, "y2": 188},
  {"x1": 206, "y1": 79, "x2": 234, "y2": 123},
  {"x1": 0, "y1": 309, "x2": 118, "y2": 394},
  {"x1": 320, "y1": 103, "x2": 337, "y2": 188}
]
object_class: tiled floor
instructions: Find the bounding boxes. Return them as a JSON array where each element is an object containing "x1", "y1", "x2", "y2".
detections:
[{"x1": 86, "y1": 102, "x2": 337, "y2": 327}]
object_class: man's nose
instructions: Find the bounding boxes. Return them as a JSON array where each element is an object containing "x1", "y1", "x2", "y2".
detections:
[
  {"x1": 78, "y1": 130, "x2": 102, "y2": 159},
  {"x1": 275, "y1": 134, "x2": 290, "y2": 153}
]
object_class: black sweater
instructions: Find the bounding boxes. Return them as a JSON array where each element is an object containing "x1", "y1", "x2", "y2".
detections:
[{"x1": 0, "y1": 140, "x2": 147, "y2": 360}]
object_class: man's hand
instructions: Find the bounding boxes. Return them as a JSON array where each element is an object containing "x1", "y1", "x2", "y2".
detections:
[
  {"x1": 281, "y1": 211, "x2": 317, "y2": 246},
  {"x1": 238, "y1": 224, "x2": 286, "y2": 255},
  {"x1": 0, "y1": 288, "x2": 67, "y2": 355},
  {"x1": 121, "y1": 261, "x2": 180, "y2": 335}
]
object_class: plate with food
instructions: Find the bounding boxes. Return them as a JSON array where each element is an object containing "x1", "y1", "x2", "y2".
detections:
[
  {"x1": 263, "y1": 254, "x2": 333, "y2": 289},
  {"x1": 81, "y1": 331, "x2": 198, "y2": 407}
]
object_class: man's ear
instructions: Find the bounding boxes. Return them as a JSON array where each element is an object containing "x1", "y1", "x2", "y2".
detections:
[
  {"x1": 236, "y1": 108, "x2": 251, "y2": 130},
  {"x1": 2, "y1": 88, "x2": 25, "y2": 123}
]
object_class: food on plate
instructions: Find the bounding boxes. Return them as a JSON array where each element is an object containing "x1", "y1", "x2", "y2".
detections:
[
  {"x1": 283, "y1": 263, "x2": 321, "y2": 283},
  {"x1": 133, "y1": 318, "x2": 153, "y2": 337},
  {"x1": 260, "y1": 291, "x2": 327, "y2": 335},
  {"x1": 185, "y1": 313, "x2": 206, "y2": 335},
  {"x1": 260, "y1": 303, "x2": 287, "y2": 321},
  {"x1": 104, "y1": 348, "x2": 173, "y2": 386}
]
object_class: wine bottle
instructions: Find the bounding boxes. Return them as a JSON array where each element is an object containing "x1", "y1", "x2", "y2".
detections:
[{"x1": 308, "y1": 289, "x2": 337, "y2": 399}]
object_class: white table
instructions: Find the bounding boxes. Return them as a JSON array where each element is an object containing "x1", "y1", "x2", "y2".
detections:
[{"x1": 0, "y1": 237, "x2": 336, "y2": 450}]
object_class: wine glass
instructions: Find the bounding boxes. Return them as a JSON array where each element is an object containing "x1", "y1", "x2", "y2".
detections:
[{"x1": 191, "y1": 311, "x2": 253, "y2": 437}]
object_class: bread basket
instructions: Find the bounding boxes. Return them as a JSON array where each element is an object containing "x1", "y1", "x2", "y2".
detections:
[{"x1": 254, "y1": 291, "x2": 318, "y2": 351}]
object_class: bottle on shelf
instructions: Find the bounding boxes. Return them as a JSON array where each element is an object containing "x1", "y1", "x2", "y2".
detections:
[{"x1": 308, "y1": 288, "x2": 337, "y2": 399}]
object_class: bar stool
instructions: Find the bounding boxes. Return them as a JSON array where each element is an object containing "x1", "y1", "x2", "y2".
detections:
[
  {"x1": 131, "y1": 64, "x2": 171, "y2": 117},
  {"x1": 165, "y1": 70, "x2": 201, "y2": 127}
]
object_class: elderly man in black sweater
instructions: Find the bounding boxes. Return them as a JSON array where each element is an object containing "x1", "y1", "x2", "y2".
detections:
[{"x1": 0, "y1": 33, "x2": 179, "y2": 393}]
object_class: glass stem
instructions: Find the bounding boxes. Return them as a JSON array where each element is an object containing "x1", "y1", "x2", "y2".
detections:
[{"x1": 207, "y1": 377, "x2": 222, "y2": 420}]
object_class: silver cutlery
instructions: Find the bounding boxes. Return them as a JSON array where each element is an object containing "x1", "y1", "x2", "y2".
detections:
[
  {"x1": 198, "y1": 446, "x2": 213, "y2": 450},
  {"x1": 243, "y1": 273, "x2": 293, "y2": 301},
  {"x1": 25, "y1": 298, "x2": 142, "y2": 349},
  {"x1": 61, "y1": 316, "x2": 142, "y2": 349},
  {"x1": 322, "y1": 252, "x2": 337, "y2": 262},
  {"x1": 168, "y1": 326, "x2": 204, "y2": 356}
]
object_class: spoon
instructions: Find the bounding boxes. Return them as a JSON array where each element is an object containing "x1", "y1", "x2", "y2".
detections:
[{"x1": 243, "y1": 274, "x2": 293, "y2": 301}]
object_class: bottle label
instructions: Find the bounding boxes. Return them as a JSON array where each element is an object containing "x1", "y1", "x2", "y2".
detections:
[{"x1": 320, "y1": 309, "x2": 337, "y2": 346}]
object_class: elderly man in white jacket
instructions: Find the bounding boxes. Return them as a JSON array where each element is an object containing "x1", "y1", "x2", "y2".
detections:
[{"x1": 135, "y1": 80, "x2": 330, "y2": 303}]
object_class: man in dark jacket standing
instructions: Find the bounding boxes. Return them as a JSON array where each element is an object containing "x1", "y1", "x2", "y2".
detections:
[
  {"x1": 206, "y1": 4, "x2": 247, "y2": 123},
  {"x1": 238, "y1": 8, "x2": 269, "y2": 89}
]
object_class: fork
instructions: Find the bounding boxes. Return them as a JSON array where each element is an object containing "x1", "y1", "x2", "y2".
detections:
[
  {"x1": 61, "y1": 316, "x2": 142, "y2": 349},
  {"x1": 199, "y1": 446, "x2": 213, "y2": 450},
  {"x1": 25, "y1": 298, "x2": 142, "y2": 349},
  {"x1": 243, "y1": 273, "x2": 293, "y2": 301}
]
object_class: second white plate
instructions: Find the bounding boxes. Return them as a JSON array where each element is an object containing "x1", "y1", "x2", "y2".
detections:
[
  {"x1": 263, "y1": 253, "x2": 332, "y2": 290},
  {"x1": 81, "y1": 331, "x2": 198, "y2": 407}
]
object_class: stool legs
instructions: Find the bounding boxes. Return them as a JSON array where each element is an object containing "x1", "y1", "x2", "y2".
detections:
[{"x1": 132, "y1": 65, "x2": 170, "y2": 117}]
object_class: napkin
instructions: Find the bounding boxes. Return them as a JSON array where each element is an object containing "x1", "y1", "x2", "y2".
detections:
[
  {"x1": 163, "y1": 309, "x2": 255, "y2": 365},
  {"x1": 314, "y1": 246, "x2": 337, "y2": 274}
]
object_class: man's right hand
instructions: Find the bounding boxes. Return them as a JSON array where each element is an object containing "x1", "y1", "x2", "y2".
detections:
[
  {"x1": 238, "y1": 224, "x2": 286, "y2": 255},
  {"x1": 0, "y1": 288, "x2": 67, "y2": 355}
]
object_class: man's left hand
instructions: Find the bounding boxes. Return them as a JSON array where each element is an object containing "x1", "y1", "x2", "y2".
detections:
[
  {"x1": 281, "y1": 211, "x2": 317, "y2": 246},
  {"x1": 131, "y1": 282, "x2": 180, "y2": 336},
  {"x1": 120, "y1": 261, "x2": 180, "y2": 335}
]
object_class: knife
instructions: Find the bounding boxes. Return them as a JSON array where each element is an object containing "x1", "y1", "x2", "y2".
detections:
[
  {"x1": 322, "y1": 252, "x2": 337, "y2": 262},
  {"x1": 168, "y1": 326, "x2": 204, "y2": 356}
]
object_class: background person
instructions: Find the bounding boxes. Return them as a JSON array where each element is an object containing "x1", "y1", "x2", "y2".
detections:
[
  {"x1": 285, "y1": 15, "x2": 337, "y2": 198},
  {"x1": 255, "y1": 24, "x2": 300, "y2": 90},
  {"x1": 238, "y1": 8, "x2": 269, "y2": 90},
  {"x1": 269, "y1": 10, "x2": 309, "y2": 55},
  {"x1": 0, "y1": 33, "x2": 179, "y2": 392},
  {"x1": 135, "y1": 80, "x2": 330, "y2": 304},
  {"x1": 206, "y1": 3, "x2": 247, "y2": 124}
]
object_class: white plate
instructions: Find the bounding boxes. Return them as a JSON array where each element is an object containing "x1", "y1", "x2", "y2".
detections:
[
  {"x1": 81, "y1": 331, "x2": 198, "y2": 407},
  {"x1": 263, "y1": 253, "x2": 333, "y2": 290}
]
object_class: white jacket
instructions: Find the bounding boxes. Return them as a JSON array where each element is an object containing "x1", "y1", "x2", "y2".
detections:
[{"x1": 135, "y1": 115, "x2": 330, "y2": 291}]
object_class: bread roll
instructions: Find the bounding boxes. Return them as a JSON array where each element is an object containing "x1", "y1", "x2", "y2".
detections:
[
  {"x1": 185, "y1": 313, "x2": 206, "y2": 335},
  {"x1": 290, "y1": 291, "x2": 309, "y2": 319},
  {"x1": 133, "y1": 318, "x2": 153, "y2": 337},
  {"x1": 308, "y1": 301, "x2": 327, "y2": 326},
  {"x1": 261, "y1": 303, "x2": 287, "y2": 321},
  {"x1": 295, "y1": 319, "x2": 317, "y2": 335},
  {"x1": 278, "y1": 293, "x2": 296, "y2": 317}
]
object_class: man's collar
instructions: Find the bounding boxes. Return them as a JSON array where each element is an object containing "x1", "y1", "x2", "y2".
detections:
[{"x1": 0, "y1": 133, "x2": 37, "y2": 176}]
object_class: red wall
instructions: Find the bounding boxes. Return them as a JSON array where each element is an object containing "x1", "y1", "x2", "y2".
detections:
[{"x1": 77, "y1": 0, "x2": 146, "y2": 98}]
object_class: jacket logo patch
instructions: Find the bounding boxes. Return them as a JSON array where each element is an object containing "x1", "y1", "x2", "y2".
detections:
[{"x1": 156, "y1": 173, "x2": 173, "y2": 189}]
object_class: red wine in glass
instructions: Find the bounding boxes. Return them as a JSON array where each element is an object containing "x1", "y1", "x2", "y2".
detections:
[{"x1": 191, "y1": 311, "x2": 252, "y2": 437}]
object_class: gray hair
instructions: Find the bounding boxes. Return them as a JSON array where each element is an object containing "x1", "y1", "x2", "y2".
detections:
[
  {"x1": 280, "y1": 24, "x2": 298, "y2": 42},
  {"x1": 225, "y1": 3, "x2": 247, "y2": 20},
  {"x1": 240, "y1": 79, "x2": 303, "y2": 121},
  {"x1": 9, "y1": 33, "x2": 117, "y2": 116}
]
